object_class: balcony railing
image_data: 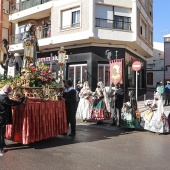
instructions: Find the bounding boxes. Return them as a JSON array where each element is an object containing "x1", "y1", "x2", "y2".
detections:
[
  {"x1": 10, "y1": 0, "x2": 51, "y2": 14},
  {"x1": 95, "y1": 18, "x2": 131, "y2": 31},
  {"x1": 9, "y1": 26, "x2": 51, "y2": 45}
]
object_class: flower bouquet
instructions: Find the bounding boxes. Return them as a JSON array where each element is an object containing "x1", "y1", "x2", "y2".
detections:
[{"x1": 28, "y1": 61, "x2": 54, "y2": 87}]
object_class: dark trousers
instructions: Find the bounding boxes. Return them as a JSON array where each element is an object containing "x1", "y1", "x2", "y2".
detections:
[
  {"x1": 112, "y1": 107, "x2": 121, "y2": 126},
  {"x1": 0, "y1": 125, "x2": 5, "y2": 149},
  {"x1": 164, "y1": 94, "x2": 170, "y2": 105},
  {"x1": 67, "y1": 113, "x2": 76, "y2": 134}
]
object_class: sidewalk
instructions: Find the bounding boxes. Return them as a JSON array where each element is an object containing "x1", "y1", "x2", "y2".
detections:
[{"x1": 137, "y1": 91, "x2": 154, "y2": 116}]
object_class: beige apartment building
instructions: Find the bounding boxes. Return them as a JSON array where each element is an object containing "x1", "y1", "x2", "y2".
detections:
[{"x1": 8, "y1": 0, "x2": 153, "y2": 99}]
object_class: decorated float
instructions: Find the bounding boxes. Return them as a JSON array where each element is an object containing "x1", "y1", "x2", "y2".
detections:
[
  {"x1": 0, "y1": 24, "x2": 68, "y2": 144},
  {"x1": 0, "y1": 61, "x2": 62, "y2": 101}
]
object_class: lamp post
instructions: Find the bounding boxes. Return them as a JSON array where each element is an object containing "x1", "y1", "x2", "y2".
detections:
[
  {"x1": 58, "y1": 46, "x2": 66, "y2": 86},
  {"x1": 23, "y1": 40, "x2": 34, "y2": 68}
]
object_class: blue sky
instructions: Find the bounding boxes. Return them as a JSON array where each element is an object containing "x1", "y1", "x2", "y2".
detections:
[{"x1": 153, "y1": 0, "x2": 170, "y2": 42}]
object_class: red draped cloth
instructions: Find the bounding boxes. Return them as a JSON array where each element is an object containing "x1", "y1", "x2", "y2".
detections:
[{"x1": 5, "y1": 100, "x2": 67, "y2": 145}]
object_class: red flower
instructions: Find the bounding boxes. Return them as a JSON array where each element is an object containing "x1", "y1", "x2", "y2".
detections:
[
  {"x1": 31, "y1": 68, "x2": 36, "y2": 72},
  {"x1": 41, "y1": 70, "x2": 46, "y2": 76}
]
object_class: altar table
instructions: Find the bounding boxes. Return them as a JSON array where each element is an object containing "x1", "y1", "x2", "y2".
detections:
[{"x1": 5, "y1": 100, "x2": 67, "y2": 144}]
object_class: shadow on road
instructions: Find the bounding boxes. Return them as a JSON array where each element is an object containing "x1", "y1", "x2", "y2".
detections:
[{"x1": 5, "y1": 124, "x2": 146, "y2": 151}]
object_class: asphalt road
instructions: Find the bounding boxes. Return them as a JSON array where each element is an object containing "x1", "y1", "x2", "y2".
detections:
[{"x1": 0, "y1": 122, "x2": 170, "y2": 170}]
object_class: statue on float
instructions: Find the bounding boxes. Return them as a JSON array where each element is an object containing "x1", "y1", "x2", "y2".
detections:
[{"x1": 22, "y1": 23, "x2": 39, "y2": 68}]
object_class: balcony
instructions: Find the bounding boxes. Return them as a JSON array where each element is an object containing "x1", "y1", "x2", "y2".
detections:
[
  {"x1": 9, "y1": 26, "x2": 51, "y2": 45},
  {"x1": 10, "y1": 0, "x2": 51, "y2": 14},
  {"x1": 95, "y1": 18, "x2": 131, "y2": 31}
]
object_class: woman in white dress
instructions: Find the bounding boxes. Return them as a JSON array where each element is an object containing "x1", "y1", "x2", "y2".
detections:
[
  {"x1": 144, "y1": 92, "x2": 169, "y2": 134},
  {"x1": 76, "y1": 81, "x2": 92, "y2": 122}
]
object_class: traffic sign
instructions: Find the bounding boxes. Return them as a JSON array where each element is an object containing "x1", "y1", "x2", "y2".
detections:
[{"x1": 132, "y1": 61, "x2": 142, "y2": 71}]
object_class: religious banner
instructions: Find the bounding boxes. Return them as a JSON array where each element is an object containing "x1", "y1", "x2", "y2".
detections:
[{"x1": 110, "y1": 59, "x2": 123, "y2": 85}]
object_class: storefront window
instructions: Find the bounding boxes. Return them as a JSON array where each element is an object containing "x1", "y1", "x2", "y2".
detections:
[
  {"x1": 98, "y1": 65, "x2": 104, "y2": 83},
  {"x1": 68, "y1": 64, "x2": 87, "y2": 89},
  {"x1": 98, "y1": 64, "x2": 110, "y2": 86},
  {"x1": 128, "y1": 66, "x2": 135, "y2": 87},
  {"x1": 68, "y1": 66, "x2": 74, "y2": 82},
  {"x1": 76, "y1": 66, "x2": 81, "y2": 85},
  {"x1": 82, "y1": 66, "x2": 87, "y2": 82}
]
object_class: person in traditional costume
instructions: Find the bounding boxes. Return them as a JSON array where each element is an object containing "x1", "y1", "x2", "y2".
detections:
[
  {"x1": 144, "y1": 92, "x2": 169, "y2": 134},
  {"x1": 76, "y1": 81, "x2": 92, "y2": 122},
  {"x1": 120, "y1": 90, "x2": 141, "y2": 128},
  {"x1": 91, "y1": 81, "x2": 111, "y2": 122}
]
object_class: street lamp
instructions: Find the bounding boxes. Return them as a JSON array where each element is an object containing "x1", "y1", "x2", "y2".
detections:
[
  {"x1": 58, "y1": 46, "x2": 66, "y2": 86},
  {"x1": 23, "y1": 39, "x2": 34, "y2": 68}
]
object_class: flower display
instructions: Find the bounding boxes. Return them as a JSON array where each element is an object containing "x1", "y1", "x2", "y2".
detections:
[{"x1": 27, "y1": 61, "x2": 55, "y2": 87}]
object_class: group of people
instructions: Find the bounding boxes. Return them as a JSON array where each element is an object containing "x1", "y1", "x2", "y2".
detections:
[
  {"x1": 76, "y1": 81, "x2": 124, "y2": 125},
  {"x1": 63, "y1": 79, "x2": 170, "y2": 136},
  {"x1": 156, "y1": 80, "x2": 170, "y2": 106},
  {"x1": 63, "y1": 80, "x2": 124, "y2": 137}
]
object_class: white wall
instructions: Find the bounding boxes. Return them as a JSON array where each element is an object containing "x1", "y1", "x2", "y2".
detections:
[{"x1": 147, "y1": 42, "x2": 164, "y2": 88}]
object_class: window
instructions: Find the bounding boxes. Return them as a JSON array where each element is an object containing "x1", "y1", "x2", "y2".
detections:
[
  {"x1": 19, "y1": 25, "x2": 25, "y2": 41},
  {"x1": 147, "y1": 72, "x2": 153, "y2": 85},
  {"x1": 140, "y1": 20, "x2": 147, "y2": 39},
  {"x1": 68, "y1": 64, "x2": 87, "y2": 89},
  {"x1": 114, "y1": 15, "x2": 131, "y2": 30},
  {"x1": 3, "y1": 0, "x2": 9, "y2": 14},
  {"x1": 72, "y1": 10, "x2": 80, "y2": 27},
  {"x1": 2, "y1": 28, "x2": 9, "y2": 40},
  {"x1": 149, "y1": 3, "x2": 153, "y2": 17},
  {"x1": 98, "y1": 64, "x2": 110, "y2": 86},
  {"x1": 61, "y1": 7, "x2": 80, "y2": 29}
]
